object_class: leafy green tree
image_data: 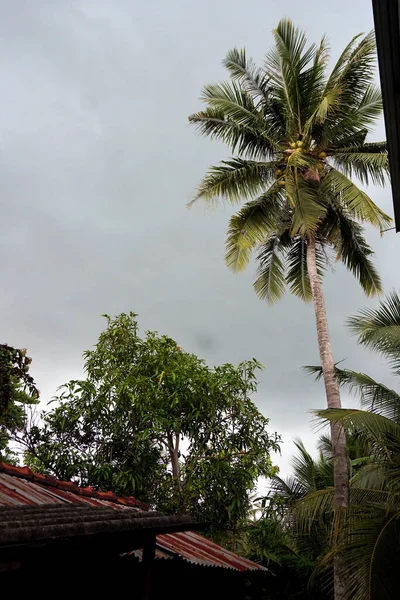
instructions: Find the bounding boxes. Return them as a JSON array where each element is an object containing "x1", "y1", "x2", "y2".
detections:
[
  {"x1": 0, "y1": 345, "x2": 39, "y2": 463},
  {"x1": 189, "y1": 21, "x2": 391, "y2": 596},
  {"x1": 26, "y1": 313, "x2": 280, "y2": 530}
]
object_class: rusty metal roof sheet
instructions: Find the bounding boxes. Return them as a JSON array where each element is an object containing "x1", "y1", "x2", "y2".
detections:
[{"x1": 0, "y1": 463, "x2": 265, "y2": 572}]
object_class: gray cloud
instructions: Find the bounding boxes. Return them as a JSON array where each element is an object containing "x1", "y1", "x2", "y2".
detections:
[{"x1": 1, "y1": 0, "x2": 399, "y2": 476}]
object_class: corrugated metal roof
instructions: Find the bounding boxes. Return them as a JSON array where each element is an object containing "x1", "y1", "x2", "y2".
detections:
[
  {"x1": 0, "y1": 464, "x2": 265, "y2": 572},
  {"x1": 157, "y1": 531, "x2": 265, "y2": 571}
]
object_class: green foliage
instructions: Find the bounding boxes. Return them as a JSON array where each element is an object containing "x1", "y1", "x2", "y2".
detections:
[
  {"x1": 189, "y1": 19, "x2": 391, "y2": 304},
  {"x1": 348, "y1": 291, "x2": 400, "y2": 374},
  {"x1": 299, "y1": 292, "x2": 400, "y2": 598},
  {"x1": 0, "y1": 344, "x2": 39, "y2": 414},
  {"x1": 219, "y1": 494, "x2": 330, "y2": 599},
  {"x1": 26, "y1": 313, "x2": 280, "y2": 529},
  {"x1": 0, "y1": 345, "x2": 39, "y2": 463}
]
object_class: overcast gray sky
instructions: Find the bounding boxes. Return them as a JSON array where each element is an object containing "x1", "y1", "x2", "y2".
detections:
[{"x1": 1, "y1": 0, "x2": 399, "y2": 477}]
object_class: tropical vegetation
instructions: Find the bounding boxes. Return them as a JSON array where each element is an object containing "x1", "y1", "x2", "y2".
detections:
[
  {"x1": 2, "y1": 18, "x2": 400, "y2": 600},
  {"x1": 249, "y1": 292, "x2": 400, "y2": 599},
  {"x1": 189, "y1": 19, "x2": 391, "y2": 597},
  {"x1": 0, "y1": 344, "x2": 39, "y2": 463}
]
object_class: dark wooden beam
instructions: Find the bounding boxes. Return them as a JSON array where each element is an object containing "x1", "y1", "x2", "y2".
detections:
[
  {"x1": 143, "y1": 536, "x2": 156, "y2": 600},
  {"x1": 372, "y1": 0, "x2": 400, "y2": 231}
]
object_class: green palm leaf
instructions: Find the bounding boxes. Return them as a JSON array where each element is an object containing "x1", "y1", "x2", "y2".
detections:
[
  {"x1": 223, "y1": 47, "x2": 268, "y2": 103},
  {"x1": 322, "y1": 167, "x2": 392, "y2": 229},
  {"x1": 348, "y1": 292, "x2": 400, "y2": 373},
  {"x1": 286, "y1": 237, "x2": 326, "y2": 301},
  {"x1": 265, "y1": 19, "x2": 317, "y2": 133},
  {"x1": 314, "y1": 408, "x2": 400, "y2": 464},
  {"x1": 192, "y1": 158, "x2": 277, "y2": 204},
  {"x1": 329, "y1": 31, "x2": 376, "y2": 109},
  {"x1": 327, "y1": 208, "x2": 382, "y2": 296},
  {"x1": 333, "y1": 369, "x2": 400, "y2": 421},
  {"x1": 225, "y1": 184, "x2": 284, "y2": 271},
  {"x1": 188, "y1": 107, "x2": 276, "y2": 159},
  {"x1": 253, "y1": 235, "x2": 287, "y2": 303},
  {"x1": 331, "y1": 142, "x2": 389, "y2": 187}
]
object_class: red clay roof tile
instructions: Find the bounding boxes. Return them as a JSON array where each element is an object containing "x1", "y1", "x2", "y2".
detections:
[
  {"x1": 32, "y1": 472, "x2": 60, "y2": 487},
  {"x1": 55, "y1": 480, "x2": 80, "y2": 493},
  {"x1": 97, "y1": 490, "x2": 118, "y2": 502},
  {"x1": 0, "y1": 464, "x2": 33, "y2": 479},
  {"x1": 78, "y1": 486, "x2": 99, "y2": 497}
]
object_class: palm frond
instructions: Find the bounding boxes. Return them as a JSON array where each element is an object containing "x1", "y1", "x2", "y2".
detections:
[
  {"x1": 322, "y1": 167, "x2": 392, "y2": 229},
  {"x1": 322, "y1": 33, "x2": 364, "y2": 97},
  {"x1": 225, "y1": 184, "x2": 284, "y2": 272},
  {"x1": 352, "y1": 84, "x2": 383, "y2": 128},
  {"x1": 328, "y1": 208, "x2": 382, "y2": 296},
  {"x1": 317, "y1": 434, "x2": 333, "y2": 458},
  {"x1": 369, "y1": 511, "x2": 400, "y2": 600},
  {"x1": 334, "y1": 369, "x2": 400, "y2": 422},
  {"x1": 288, "y1": 179, "x2": 326, "y2": 236},
  {"x1": 329, "y1": 31, "x2": 377, "y2": 110},
  {"x1": 253, "y1": 235, "x2": 287, "y2": 303},
  {"x1": 306, "y1": 362, "x2": 400, "y2": 424},
  {"x1": 191, "y1": 158, "x2": 277, "y2": 204},
  {"x1": 223, "y1": 48, "x2": 268, "y2": 103},
  {"x1": 325, "y1": 86, "x2": 383, "y2": 149},
  {"x1": 270, "y1": 474, "x2": 306, "y2": 500},
  {"x1": 303, "y1": 34, "x2": 362, "y2": 136},
  {"x1": 330, "y1": 143, "x2": 389, "y2": 187},
  {"x1": 314, "y1": 408, "x2": 400, "y2": 463},
  {"x1": 304, "y1": 363, "x2": 351, "y2": 385},
  {"x1": 285, "y1": 237, "x2": 326, "y2": 301},
  {"x1": 284, "y1": 153, "x2": 327, "y2": 234},
  {"x1": 290, "y1": 438, "x2": 333, "y2": 492},
  {"x1": 265, "y1": 19, "x2": 317, "y2": 134},
  {"x1": 332, "y1": 128, "x2": 368, "y2": 150},
  {"x1": 316, "y1": 504, "x2": 395, "y2": 600},
  {"x1": 348, "y1": 292, "x2": 400, "y2": 372},
  {"x1": 188, "y1": 107, "x2": 276, "y2": 159},
  {"x1": 297, "y1": 35, "x2": 330, "y2": 125},
  {"x1": 351, "y1": 462, "x2": 390, "y2": 491},
  {"x1": 292, "y1": 487, "x2": 335, "y2": 526},
  {"x1": 200, "y1": 81, "x2": 259, "y2": 125},
  {"x1": 314, "y1": 32, "x2": 379, "y2": 149}
]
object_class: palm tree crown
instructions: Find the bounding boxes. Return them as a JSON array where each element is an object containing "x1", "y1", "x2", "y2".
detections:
[{"x1": 189, "y1": 20, "x2": 391, "y2": 302}]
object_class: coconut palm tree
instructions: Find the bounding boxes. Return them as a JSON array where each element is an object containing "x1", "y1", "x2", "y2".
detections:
[{"x1": 189, "y1": 20, "x2": 391, "y2": 599}]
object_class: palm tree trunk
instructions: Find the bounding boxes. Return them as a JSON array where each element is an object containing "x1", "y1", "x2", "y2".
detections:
[{"x1": 306, "y1": 235, "x2": 349, "y2": 600}]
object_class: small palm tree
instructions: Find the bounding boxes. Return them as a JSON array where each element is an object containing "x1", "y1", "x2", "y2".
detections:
[
  {"x1": 189, "y1": 21, "x2": 391, "y2": 598},
  {"x1": 272, "y1": 438, "x2": 334, "y2": 502}
]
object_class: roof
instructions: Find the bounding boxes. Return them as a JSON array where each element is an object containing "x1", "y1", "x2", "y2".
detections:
[
  {"x1": 0, "y1": 463, "x2": 265, "y2": 572},
  {"x1": 372, "y1": 0, "x2": 400, "y2": 231},
  {"x1": 0, "y1": 503, "x2": 196, "y2": 548}
]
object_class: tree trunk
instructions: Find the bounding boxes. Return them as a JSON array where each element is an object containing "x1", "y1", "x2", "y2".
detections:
[
  {"x1": 167, "y1": 432, "x2": 181, "y2": 485},
  {"x1": 306, "y1": 236, "x2": 349, "y2": 600}
]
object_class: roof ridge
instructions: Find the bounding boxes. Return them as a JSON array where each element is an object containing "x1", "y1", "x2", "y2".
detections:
[{"x1": 0, "y1": 462, "x2": 149, "y2": 511}]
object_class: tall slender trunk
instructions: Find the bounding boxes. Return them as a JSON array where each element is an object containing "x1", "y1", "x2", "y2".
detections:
[{"x1": 306, "y1": 236, "x2": 349, "y2": 600}]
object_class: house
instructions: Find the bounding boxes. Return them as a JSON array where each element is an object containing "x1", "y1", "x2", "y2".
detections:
[
  {"x1": 0, "y1": 462, "x2": 268, "y2": 599},
  {"x1": 372, "y1": 0, "x2": 400, "y2": 230}
]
